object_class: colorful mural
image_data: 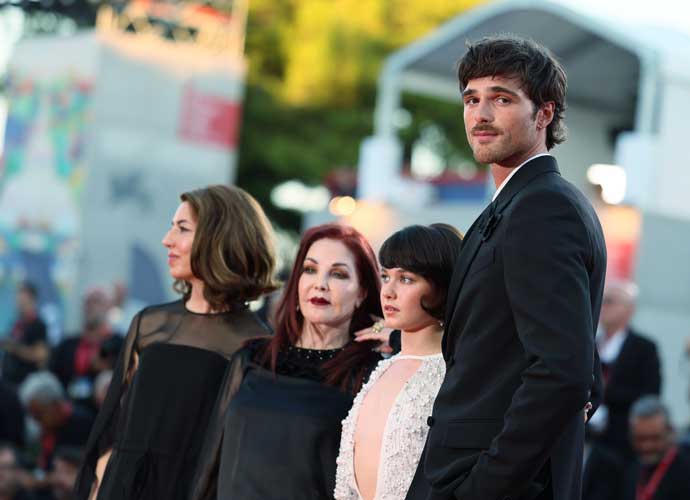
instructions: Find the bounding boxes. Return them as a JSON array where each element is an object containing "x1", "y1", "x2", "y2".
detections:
[{"x1": 0, "y1": 74, "x2": 92, "y2": 341}]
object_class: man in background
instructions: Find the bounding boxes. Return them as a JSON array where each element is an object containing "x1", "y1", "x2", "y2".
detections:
[
  {"x1": 1, "y1": 282, "x2": 48, "y2": 386},
  {"x1": 590, "y1": 281, "x2": 661, "y2": 459},
  {"x1": 0, "y1": 443, "x2": 33, "y2": 500},
  {"x1": 18, "y1": 372, "x2": 93, "y2": 473},
  {"x1": 621, "y1": 396, "x2": 690, "y2": 499}
]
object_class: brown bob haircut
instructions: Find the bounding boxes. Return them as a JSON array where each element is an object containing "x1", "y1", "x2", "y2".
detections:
[
  {"x1": 457, "y1": 34, "x2": 568, "y2": 150},
  {"x1": 174, "y1": 185, "x2": 279, "y2": 310},
  {"x1": 261, "y1": 223, "x2": 382, "y2": 393}
]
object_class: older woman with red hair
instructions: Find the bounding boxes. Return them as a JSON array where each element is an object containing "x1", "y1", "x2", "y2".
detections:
[{"x1": 192, "y1": 223, "x2": 382, "y2": 500}]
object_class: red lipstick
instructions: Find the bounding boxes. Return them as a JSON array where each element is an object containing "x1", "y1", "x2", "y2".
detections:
[{"x1": 310, "y1": 297, "x2": 330, "y2": 305}]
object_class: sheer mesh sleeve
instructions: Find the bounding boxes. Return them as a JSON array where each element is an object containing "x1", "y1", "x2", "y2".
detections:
[
  {"x1": 74, "y1": 309, "x2": 142, "y2": 499},
  {"x1": 189, "y1": 346, "x2": 252, "y2": 500}
]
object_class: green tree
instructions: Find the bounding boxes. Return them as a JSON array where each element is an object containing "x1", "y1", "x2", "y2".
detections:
[{"x1": 237, "y1": 0, "x2": 488, "y2": 229}]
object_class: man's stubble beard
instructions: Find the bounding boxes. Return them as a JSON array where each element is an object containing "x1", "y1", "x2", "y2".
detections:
[{"x1": 470, "y1": 134, "x2": 511, "y2": 165}]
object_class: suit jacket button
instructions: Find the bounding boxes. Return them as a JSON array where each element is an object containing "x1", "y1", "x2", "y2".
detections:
[{"x1": 427, "y1": 416, "x2": 435, "y2": 427}]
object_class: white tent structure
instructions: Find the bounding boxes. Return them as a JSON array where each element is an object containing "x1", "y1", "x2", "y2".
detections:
[{"x1": 357, "y1": 0, "x2": 690, "y2": 425}]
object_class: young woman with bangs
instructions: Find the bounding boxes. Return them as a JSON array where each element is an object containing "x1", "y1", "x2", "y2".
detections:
[
  {"x1": 335, "y1": 224, "x2": 463, "y2": 500},
  {"x1": 74, "y1": 185, "x2": 278, "y2": 500}
]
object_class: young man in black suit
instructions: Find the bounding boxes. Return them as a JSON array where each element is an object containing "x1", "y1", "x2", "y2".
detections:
[{"x1": 405, "y1": 36, "x2": 607, "y2": 500}]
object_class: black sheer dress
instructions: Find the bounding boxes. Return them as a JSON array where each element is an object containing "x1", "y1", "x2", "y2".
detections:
[
  {"x1": 74, "y1": 300, "x2": 269, "y2": 500},
  {"x1": 191, "y1": 339, "x2": 380, "y2": 500}
]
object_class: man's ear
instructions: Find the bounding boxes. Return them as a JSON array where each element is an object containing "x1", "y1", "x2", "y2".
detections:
[{"x1": 537, "y1": 102, "x2": 555, "y2": 130}]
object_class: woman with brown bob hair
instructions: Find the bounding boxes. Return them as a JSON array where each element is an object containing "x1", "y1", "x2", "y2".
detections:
[
  {"x1": 191, "y1": 223, "x2": 382, "y2": 500},
  {"x1": 75, "y1": 185, "x2": 278, "y2": 500}
]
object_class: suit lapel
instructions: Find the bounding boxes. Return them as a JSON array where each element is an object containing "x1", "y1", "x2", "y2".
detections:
[
  {"x1": 442, "y1": 222, "x2": 486, "y2": 354},
  {"x1": 442, "y1": 155, "x2": 561, "y2": 354},
  {"x1": 443, "y1": 206, "x2": 491, "y2": 326}
]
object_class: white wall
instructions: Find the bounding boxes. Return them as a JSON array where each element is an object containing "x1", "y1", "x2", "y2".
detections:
[
  {"x1": 652, "y1": 77, "x2": 690, "y2": 221},
  {"x1": 552, "y1": 104, "x2": 621, "y2": 191}
]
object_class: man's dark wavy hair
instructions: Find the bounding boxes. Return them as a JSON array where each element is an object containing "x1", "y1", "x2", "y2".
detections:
[{"x1": 457, "y1": 34, "x2": 568, "y2": 150}]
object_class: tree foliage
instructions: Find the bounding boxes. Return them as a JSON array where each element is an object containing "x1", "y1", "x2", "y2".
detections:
[{"x1": 238, "y1": 0, "x2": 486, "y2": 229}]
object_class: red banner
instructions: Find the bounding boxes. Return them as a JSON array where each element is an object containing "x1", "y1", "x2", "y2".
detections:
[{"x1": 178, "y1": 85, "x2": 241, "y2": 149}]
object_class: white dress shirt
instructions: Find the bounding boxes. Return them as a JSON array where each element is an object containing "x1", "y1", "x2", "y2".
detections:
[{"x1": 596, "y1": 327, "x2": 629, "y2": 364}]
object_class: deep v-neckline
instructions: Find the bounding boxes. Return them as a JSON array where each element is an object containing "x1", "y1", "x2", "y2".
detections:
[{"x1": 352, "y1": 354, "x2": 442, "y2": 500}]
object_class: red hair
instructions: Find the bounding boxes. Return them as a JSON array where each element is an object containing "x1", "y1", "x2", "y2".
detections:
[{"x1": 262, "y1": 223, "x2": 381, "y2": 393}]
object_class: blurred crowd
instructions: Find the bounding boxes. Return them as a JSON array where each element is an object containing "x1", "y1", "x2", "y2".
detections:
[
  {"x1": 0, "y1": 282, "x2": 129, "y2": 500},
  {"x1": 0, "y1": 278, "x2": 689, "y2": 499},
  {"x1": 583, "y1": 281, "x2": 690, "y2": 499}
]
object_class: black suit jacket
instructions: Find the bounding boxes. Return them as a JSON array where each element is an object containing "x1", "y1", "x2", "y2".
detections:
[
  {"x1": 597, "y1": 329, "x2": 661, "y2": 456},
  {"x1": 407, "y1": 156, "x2": 607, "y2": 500}
]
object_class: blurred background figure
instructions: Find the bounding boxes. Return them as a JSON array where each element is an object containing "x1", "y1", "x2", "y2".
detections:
[
  {"x1": 49, "y1": 292, "x2": 118, "y2": 411},
  {"x1": 18, "y1": 372, "x2": 93, "y2": 475},
  {"x1": 105, "y1": 282, "x2": 143, "y2": 337},
  {"x1": 622, "y1": 396, "x2": 690, "y2": 500},
  {"x1": 48, "y1": 446, "x2": 82, "y2": 500},
  {"x1": 1, "y1": 282, "x2": 48, "y2": 387},
  {"x1": 0, "y1": 442, "x2": 34, "y2": 500},
  {"x1": 80, "y1": 290, "x2": 115, "y2": 336},
  {"x1": 0, "y1": 380, "x2": 25, "y2": 450},
  {"x1": 582, "y1": 432, "x2": 624, "y2": 500},
  {"x1": 589, "y1": 281, "x2": 662, "y2": 460}
]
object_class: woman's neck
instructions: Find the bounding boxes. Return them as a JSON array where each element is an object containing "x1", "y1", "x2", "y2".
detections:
[
  {"x1": 185, "y1": 280, "x2": 213, "y2": 313},
  {"x1": 400, "y1": 323, "x2": 443, "y2": 356},
  {"x1": 297, "y1": 320, "x2": 351, "y2": 350}
]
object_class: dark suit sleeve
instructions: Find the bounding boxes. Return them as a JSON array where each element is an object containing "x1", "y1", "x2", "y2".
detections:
[{"x1": 454, "y1": 190, "x2": 597, "y2": 499}]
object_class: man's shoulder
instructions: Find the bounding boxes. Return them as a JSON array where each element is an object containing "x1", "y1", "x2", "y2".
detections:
[
  {"x1": 510, "y1": 172, "x2": 601, "y2": 232},
  {"x1": 625, "y1": 328, "x2": 658, "y2": 351},
  {"x1": 668, "y1": 446, "x2": 690, "y2": 488},
  {"x1": 506, "y1": 177, "x2": 595, "y2": 225},
  {"x1": 520, "y1": 169, "x2": 590, "y2": 204},
  {"x1": 677, "y1": 444, "x2": 690, "y2": 465}
]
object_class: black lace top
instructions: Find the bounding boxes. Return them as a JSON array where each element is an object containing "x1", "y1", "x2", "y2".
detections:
[{"x1": 258, "y1": 343, "x2": 345, "y2": 382}]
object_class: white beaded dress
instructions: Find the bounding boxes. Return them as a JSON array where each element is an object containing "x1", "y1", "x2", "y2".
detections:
[{"x1": 334, "y1": 353, "x2": 445, "y2": 500}]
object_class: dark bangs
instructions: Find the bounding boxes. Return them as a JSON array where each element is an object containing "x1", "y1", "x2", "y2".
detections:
[{"x1": 379, "y1": 224, "x2": 463, "y2": 320}]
